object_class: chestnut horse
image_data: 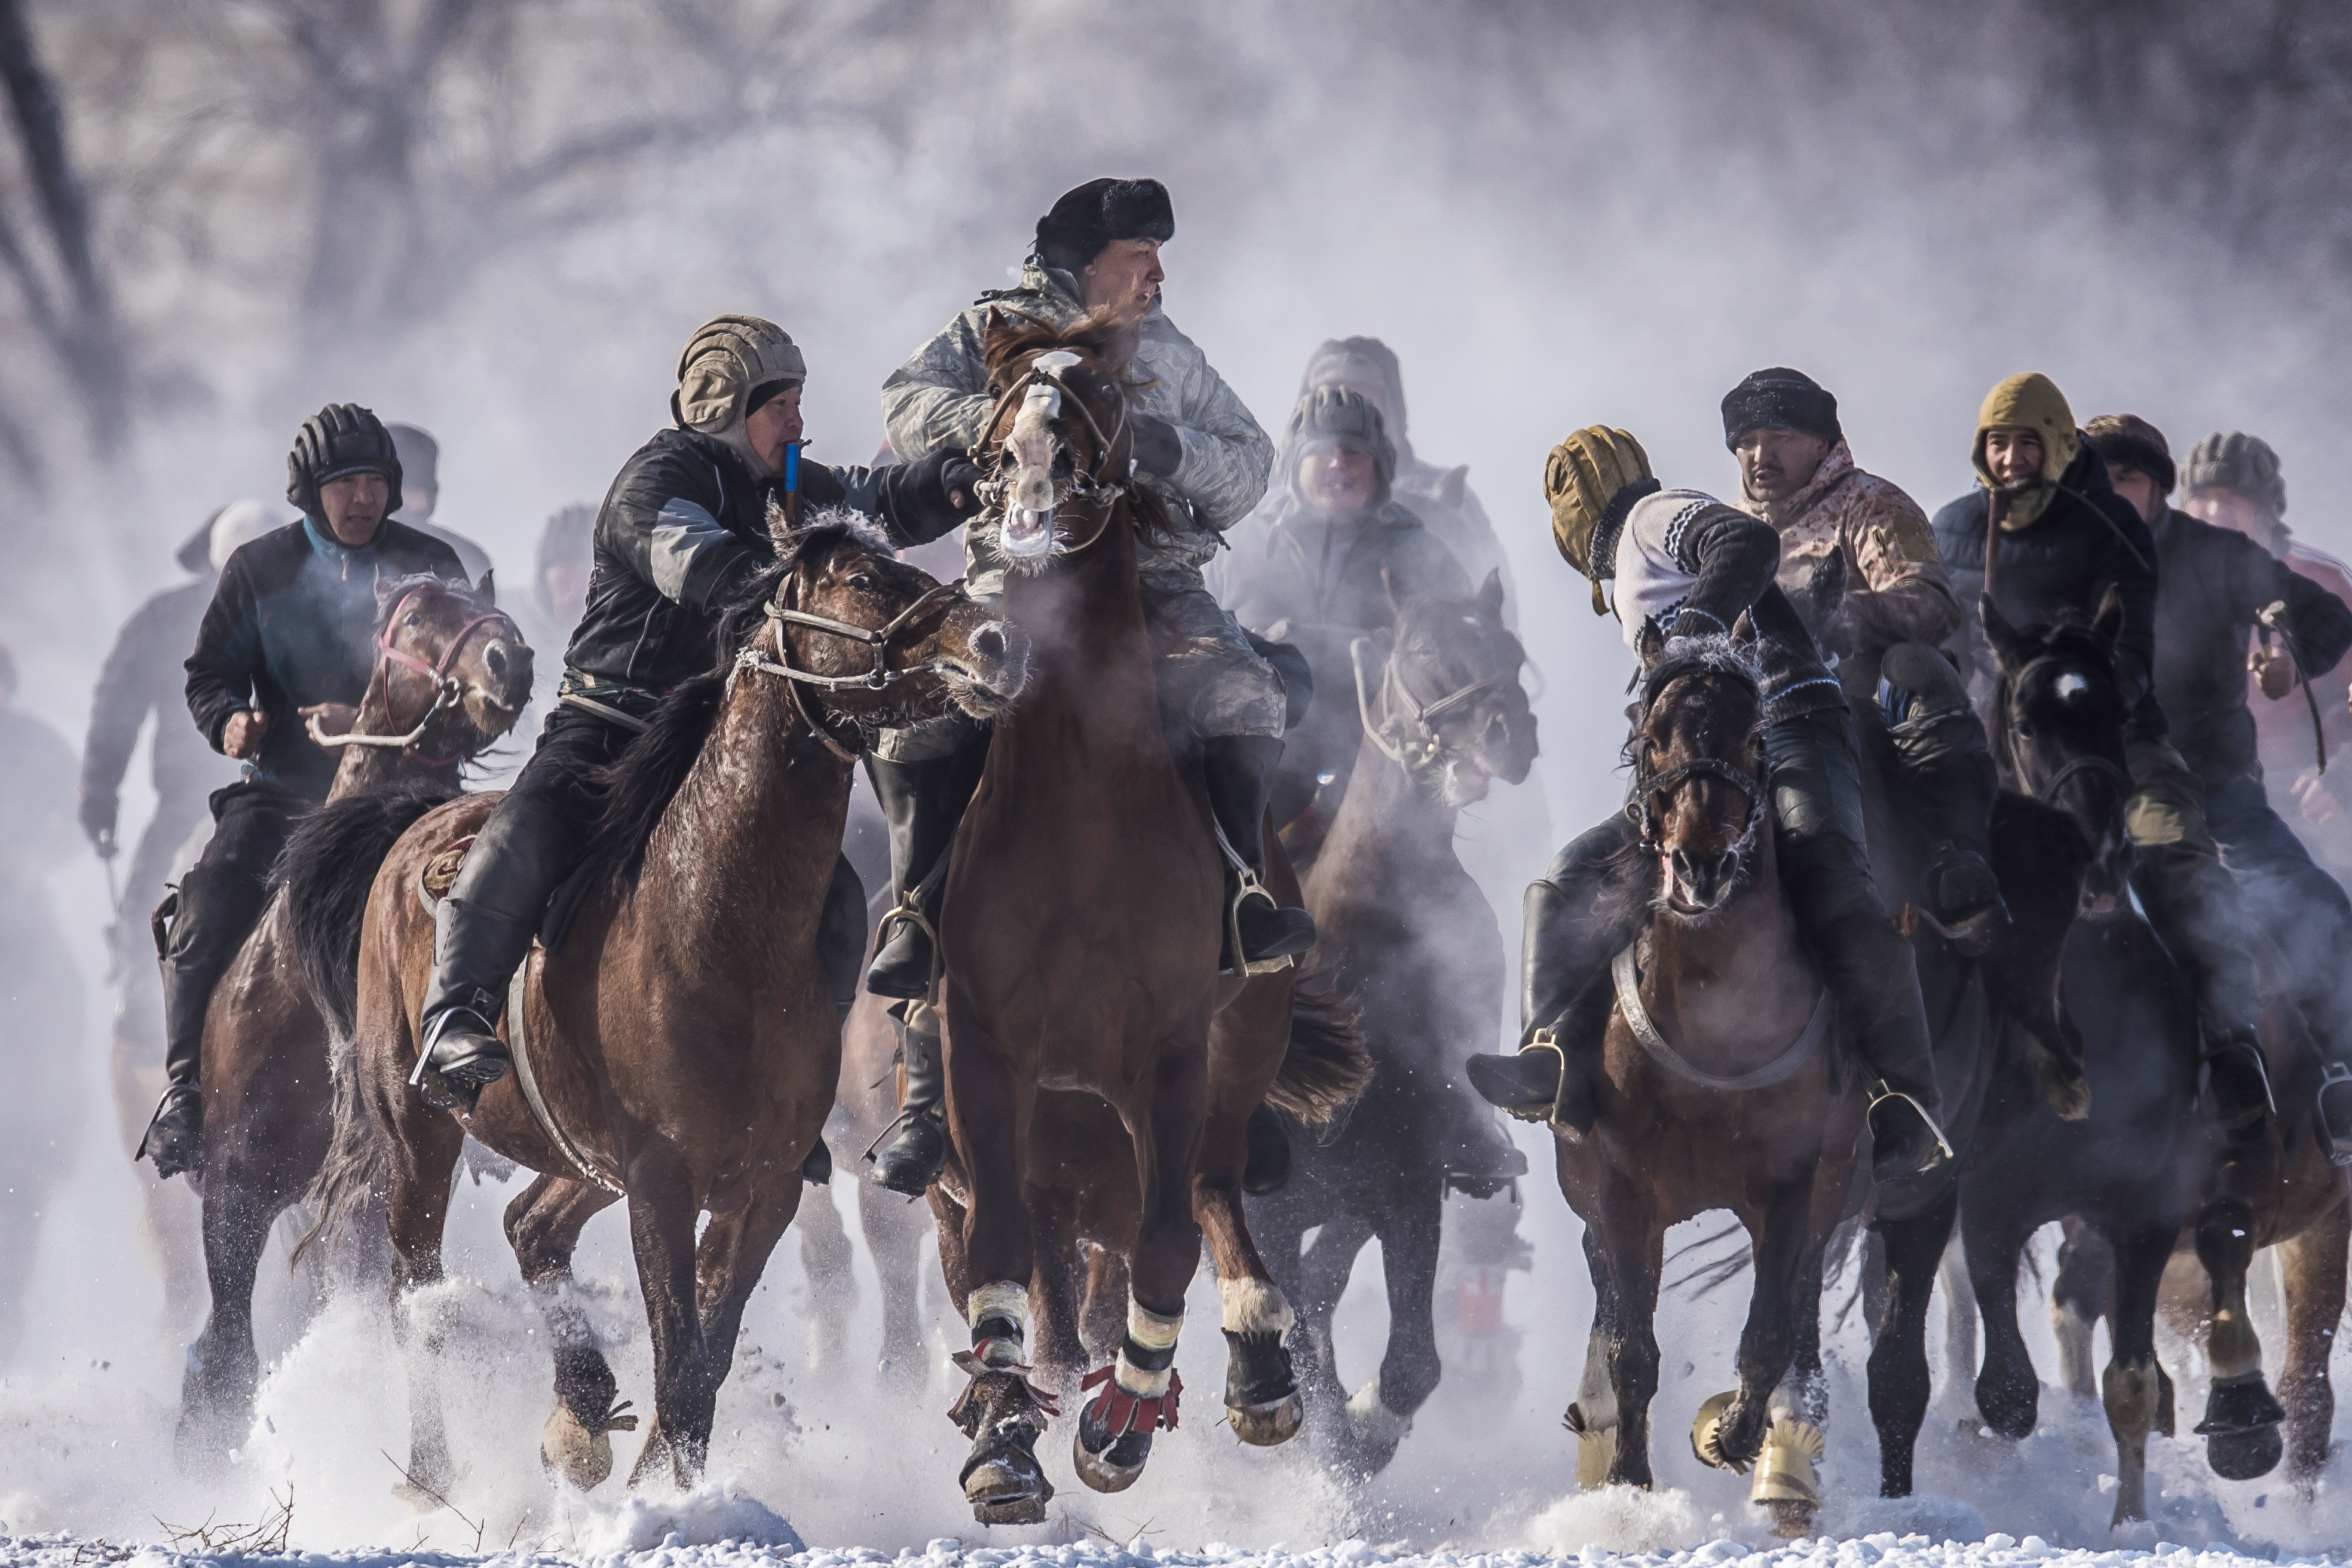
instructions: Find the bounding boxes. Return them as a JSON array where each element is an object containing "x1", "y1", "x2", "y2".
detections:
[
  {"x1": 176, "y1": 569, "x2": 530, "y2": 1471},
  {"x1": 302, "y1": 513, "x2": 1023, "y2": 1496},
  {"x1": 1557, "y1": 622, "x2": 1864, "y2": 1538},
  {"x1": 932, "y1": 310, "x2": 1334, "y2": 1521}
]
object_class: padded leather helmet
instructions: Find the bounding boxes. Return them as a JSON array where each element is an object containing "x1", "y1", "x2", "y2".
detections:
[
  {"x1": 1545, "y1": 425, "x2": 1658, "y2": 614},
  {"x1": 287, "y1": 403, "x2": 403, "y2": 519},
  {"x1": 672, "y1": 315, "x2": 807, "y2": 477}
]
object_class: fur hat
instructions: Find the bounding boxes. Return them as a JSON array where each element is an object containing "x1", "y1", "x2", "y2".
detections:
[
  {"x1": 1545, "y1": 426, "x2": 1659, "y2": 614},
  {"x1": 1721, "y1": 368, "x2": 1841, "y2": 449},
  {"x1": 672, "y1": 315, "x2": 806, "y2": 479},
  {"x1": 2183, "y1": 431, "x2": 2287, "y2": 519},
  {"x1": 1285, "y1": 386, "x2": 1395, "y2": 510},
  {"x1": 287, "y1": 403, "x2": 403, "y2": 520},
  {"x1": 2084, "y1": 414, "x2": 2176, "y2": 495},
  {"x1": 1034, "y1": 177, "x2": 1174, "y2": 275}
]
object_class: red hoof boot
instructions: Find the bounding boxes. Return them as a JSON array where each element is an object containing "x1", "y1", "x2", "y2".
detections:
[
  {"x1": 948, "y1": 1355, "x2": 1058, "y2": 1525},
  {"x1": 1073, "y1": 1364, "x2": 1180, "y2": 1494}
]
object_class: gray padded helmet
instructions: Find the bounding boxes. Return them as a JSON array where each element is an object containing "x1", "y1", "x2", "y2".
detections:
[
  {"x1": 2183, "y1": 431, "x2": 2286, "y2": 519},
  {"x1": 1284, "y1": 385, "x2": 1396, "y2": 510},
  {"x1": 672, "y1": 315, "x2": 807, "y2": 479}
]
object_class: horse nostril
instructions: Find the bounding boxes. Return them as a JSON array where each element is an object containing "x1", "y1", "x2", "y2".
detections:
[
  {"x1": 485, "y1": 644, "x2": 508, "y2": 676},
  {"x1": 973, "y1": 625, "x2": 1006, "y2": 663}
]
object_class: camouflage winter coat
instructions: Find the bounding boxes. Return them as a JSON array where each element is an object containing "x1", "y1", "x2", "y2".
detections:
[{"x1": 880, "y1": 261, "x2": 1273, "y2": 598}]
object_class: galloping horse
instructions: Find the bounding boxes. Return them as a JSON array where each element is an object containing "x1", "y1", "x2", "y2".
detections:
[
  {"x1": 931, "y1": 308, "x2": 1334, "y2": 1521},
  {"x1": 1863, "y1": 593, "x2": 2202, "y2": 1526},
  {"x1": 302, "y1": 513, "x2": 1022, "y2": 1496},
  {"x1": 1559, "y1": 620, "x2": 1864, "y2": 1537},
  {"x1": 1247, "y1": 570, "x2": 1537, "y2": 1478},
  {"x1": 177, "y1": 569, "x2": 530, "y2": 1471}
]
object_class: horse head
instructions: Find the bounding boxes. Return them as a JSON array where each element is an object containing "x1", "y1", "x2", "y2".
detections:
[
  {"x1": 365, "y1": 570, "x2": 533, "y2": 758},
  {"x1": 1982, "y1": 586, "x2": 2134, "y2": 908},
  {"x1": 1368, "y1": 568, "x2": 1538, "y2": 806},
  {"x1": 1631, "y1": 618, "x2": 1768, "y2": 920},
  {"x1": 734, "y1": 505, "x2": 1028, "y2": 746},
  {"x1": 975, "y1": 305, "x2": 1173, "y2": 569}
]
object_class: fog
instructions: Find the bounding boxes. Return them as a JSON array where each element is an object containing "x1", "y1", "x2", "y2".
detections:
[{"x1": 1, "y1": 0, "x2": 2349, "y2": 1555}]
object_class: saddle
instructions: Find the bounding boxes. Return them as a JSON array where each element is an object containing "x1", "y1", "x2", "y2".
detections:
[{"x1": 418, "y1": 834, "x2": 596, "y2": 953}]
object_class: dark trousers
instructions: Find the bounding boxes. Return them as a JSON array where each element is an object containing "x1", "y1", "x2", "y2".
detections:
[
  {"x1": 160, "y1": 779, "x2": 311, "y2": 1086},
  {"x1": 2207, "y1": 771, "x2": 2352, "y2": 1065}
]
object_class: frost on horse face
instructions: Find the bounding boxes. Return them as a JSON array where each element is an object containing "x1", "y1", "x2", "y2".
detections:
[{"x1": 1003, "y1": 350, "x2": 1082, "y2": 560}]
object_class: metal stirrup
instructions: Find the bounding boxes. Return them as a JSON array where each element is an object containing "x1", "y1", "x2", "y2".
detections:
[{"x1": 1867, "y1": 1084, "x2": 1955, "y2": 1160}]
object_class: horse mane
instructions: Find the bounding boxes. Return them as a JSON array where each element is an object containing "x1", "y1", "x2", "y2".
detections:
[
  {"x1": 277, "y1": 778, "x2": 463, "y2": 1038},
  {"x1": 579, "y1": 509, "x2": 880, "y2": 899},
  {"x1": 979, "y1": 307, "x2": 1178, "y2": 549}
]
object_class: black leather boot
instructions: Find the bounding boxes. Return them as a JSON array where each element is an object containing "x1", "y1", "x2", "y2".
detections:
[
  {"x1": 139, "y1": 874, "x2": 216, "y2": 1181},
  {"x1": 415, "y1": 895, "x2": 536, "y2": 1110},
  {"x1": 2203, "y1": 1028, "x2": 2275, "y2": 1147},
  {"x1": 869, "y1": 1009, "x2": 947, "y2": 1196},
  {"x1": 1202, "y1": 734, "x2": 1315, "y2": 966},
  {"x1": 1813, "y1": 912, "x2": 1951, "y2": 1191},
  {"x1": 866, "y1": 756, "x2": 964, "y2": 1000},
  {"x1": 1443, "y1": 1099, "x2": 1530, "y2": 1198}
]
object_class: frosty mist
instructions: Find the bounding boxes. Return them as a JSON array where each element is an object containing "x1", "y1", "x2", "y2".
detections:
[{"x1": 1, "y1": 0, "x2": 2350, "y2": 1557}]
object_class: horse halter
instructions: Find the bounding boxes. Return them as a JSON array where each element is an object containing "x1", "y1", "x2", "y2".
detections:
[
  {"x1": 2003, "y1": 654, "x2": 2133, "y2": 811},
  {"x1": 730, "y1": 568, "x2": 973, "y2": 762},
  {"x1": 973, "y1": 350, "x2": 1133, "y2": 558},
  {"x1": 1625, "y1": 667, "x2": 1765, "y2": 852},
  {"x1": 310, "y1": 582, "x2": 521, "y2": 764},
  {"x1": 1349, "y1": 634, "x2": 1509, "y2": 776}
]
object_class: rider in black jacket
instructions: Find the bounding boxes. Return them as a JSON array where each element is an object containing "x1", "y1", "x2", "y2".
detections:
[
  {"x1": 415, "y1": 315, "x2": 981, "y2": 1104},
  {"x1": 140, "y1": 407, "x2": 465, "y2": 1178}
]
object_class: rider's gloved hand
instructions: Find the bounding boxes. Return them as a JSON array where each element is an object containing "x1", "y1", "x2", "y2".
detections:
[
  {"x1": 941, "y1": 455, "x2": 986, "y2": 514},
  {"x1": 78, "y1": 789, "x2": 117, "y2": 858},
  {"x1": 1128, "y1": 411, "x2": 1182, "y2": 479}
]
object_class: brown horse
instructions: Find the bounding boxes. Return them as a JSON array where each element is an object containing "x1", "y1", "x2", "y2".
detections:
[
  {"x1": 930, "y1": 309, "x2": 1340, "y2": 1521},
  {"x1": 176, "y1": 569, "x2": 530, "y2": 1471},
  {"x1": 302, "y1": 512, "x2": 1023, "y2": 1497},
  {"x1": 1558, "y1": 622, "x2": 1864, "y2": 1537}
]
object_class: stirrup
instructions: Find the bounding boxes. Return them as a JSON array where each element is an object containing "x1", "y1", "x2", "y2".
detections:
[
  {"x1": 1225, "y1": 866, "x2": 1301, "y2": 978},
  {"x1": 1866, "y1": 1086, "x2": 1955, "y2": 1162},
  {"x1": 2319, "y1": 1062, "x2": 2352, "y2": 1166}
]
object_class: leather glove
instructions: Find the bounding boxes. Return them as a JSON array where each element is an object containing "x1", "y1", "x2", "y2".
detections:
[
  {"x1": 941, "y1": 455, "x2": 985, "y2": 514},
  {"x1": 1128, "y1": 411, "x2": 1182, "y2": 479}
]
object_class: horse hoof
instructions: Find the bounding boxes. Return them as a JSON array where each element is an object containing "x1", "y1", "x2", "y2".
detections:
[
  {"x1": 2206, "y1": 1424, "x2": 2284, "y2": 1481},
  {"x1": 541, "y1": 1404, "x2": 615, "y2": 1490},
  {"x1": 1690, "y1": 1391, "x2": 1750, "y2": 1475},
  {"x1": 393, "y1": 1478, "x2": 450, "y2": 1513},
  {"x1": 965, "y1": 1457, "x2": 1054, "y2": 1523},
  {"x1": 1565, "y1": 1402, "x2": 1619, "y2": 1492},
  {"x1": 2195, "y1": 1373, "x2": 2287, "y2": 1437},
  {"x1": 1230, "y1": 1389, "x2": 1304, "y2": 1448},
  {"x1": 1073, "y1": 1422, "x2": 1153, "y2": 1493},
  {"x1": 1750, "y1": 1414, "x2": 1824, "y2": 1532},
  {"x1": 1764, "y1": 1500, "x2": 1816, "y2": 1539}
]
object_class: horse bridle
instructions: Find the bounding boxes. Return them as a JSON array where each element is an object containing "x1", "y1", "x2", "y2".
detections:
[
  {"x1": 1624, "y1": 667, "x2": 1766, "y2": 852},
  {"x1": 2001, "y1": 653, "x2": 2133, "y2": 813},
  {"x1": 972, "y1": 352, "x2": 1134, "y2": 558},
  {"x1": 730, "y1": 568, "x2": 973, "y2": 762},
  {"x1": 310, "y1": 582, "x2": 521, "y2": 764},
  {"x1": 1349, "y1": 633, "x2": 1509, "y2": 776}
]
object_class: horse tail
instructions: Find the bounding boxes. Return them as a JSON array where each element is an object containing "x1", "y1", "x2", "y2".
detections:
[
  {"x1": 295, "y1": 999, "x2": 390, "y2": 1264},
  {"x1": 278, "y1": 779, "x2": 459, "y2": 1039},
  {"x1": 1266, "y1": 942, "x2": 1373, "y2": 1125}
]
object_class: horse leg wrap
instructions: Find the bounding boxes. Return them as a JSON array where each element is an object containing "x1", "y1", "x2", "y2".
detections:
[
  {"x1": 1220, "y1": 1275, "x2": 1296, "y2": 1337},
  {"x1": 1083, "y1": 1300, "x2": 1183, "y2": 1435},
  {"x1": 964, "y1": 1279, "x2": 1029, "y2": 1368}
]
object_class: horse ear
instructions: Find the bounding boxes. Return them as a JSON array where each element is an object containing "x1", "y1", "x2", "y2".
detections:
[
  {"x1": 2091, "y1": 582, "x2": 2126, "y2": 655},
  {"x1": 1477, "y1": 569, "x2": 1504, "y2": 620},
  {"x1": 1979, "y1": 594, "x2": 2033, "y2": 672},
  {"x1": 373, "y1": 567, "x2": 402, "y2": 607},
  {"x1": 1636, "y1": 615, "x2": 1667, "y2": 671},
  {"x1": 765, "y1": 495, "x2": 792, "y2": 548},
  {"x1": 1382, "y1": 564, "x2": 1405, "y2": 617},
  {"x1": 474, "y1": 568, "x2": 496, "y2": 604}
]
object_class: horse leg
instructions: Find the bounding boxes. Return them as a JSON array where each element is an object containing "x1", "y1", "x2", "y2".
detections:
[
  {"x1": 1962, "y1": 1205, "x2": 2039, "y2": 1441},
  {"x1": 504, "y1": 1174, "x2": 625, "y2": 1489},
  {"x1": 796, "y1": 1175, "x2": 856, "y2": 1376},
  {"x1": 681, "y1": 1176, "x2": 804, "y2": 1477},
  {"x1": 621, "y1": 1145, "x2": 713, "y2": 1491},
  {"x1": 2051, "y1": 1215, "x2": 2114, "y2": 1400},
  {"x1": 1196, "y1": 1131, "x2": 1303, "y2": 1449},
  {"x1": 1937, "y1": 1224, "x2": 1979, "y2": 1418},
  {"x1": 1567, "y1": 1224, "x2": 1621, "y2": 1490},
  {"x1": 1593, "y1": 1175, "x2": 1664, "y2": 1489},
  {"x1": 173, "y1": 1164, "x2": 277, "y2": 1474},
  {"x1": 1294, "y1": 1208, "x2": 1373, "y2": 1417},
  {"x1": 1079, "y1": 1242, "x2": 1131, "y2": 1364},
  {"x1": 1712, "y1": 1180, "x2": 1812, "y2": 1467},
  {"x1": 1339, "y1": 1183, "x2": 1443, "y2": 1477},
  {"x1": 1867, "y1": 1186, "x2": 1959, "y2": 1497},
  {"x1": 2275, "y1": 1195, "x2": 2348, "y2": 1495},
  {"x1": 1073, "y1": 1047, "x2": 1208, "y2": 1493},
  {"x1": 2194, "y1": 1193, "x2": 2286, "y2": 1478},
  {"x1": 1026, "y1": 1183, "x2": 1089, "y2": 1393},
  {"x1": 2102, "y1": 1220, "x2": 2173, "y2": 1526},
  {"x1": 382, "y1": 1099, "x2": 467, "y2": 1505},
  {"x1": 859, "y1": 1174, "x2": 928, "y2": 1388}
]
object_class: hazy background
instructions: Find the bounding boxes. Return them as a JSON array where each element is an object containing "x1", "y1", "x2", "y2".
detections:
[{"x1": 2, "y1": 0, "x2": 2351, "y2": 1553}]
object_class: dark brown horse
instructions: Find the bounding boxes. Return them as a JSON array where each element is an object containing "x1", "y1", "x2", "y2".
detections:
[
  {"x1": 302, "y1": 512, "x2": 1023, "y2": 1498},
  {"x1": 930, "y1": 310, "x2": 1339, "y2": 1521},
  {"x1": 1247, "y1": 570, "x2": 1538, "y2": 1478},
  {"x1": 176, "y1": 569, "x2": 530, "y2": 1471},
  {"x1": 1558, "y1": 622, "x2": 1863, "y2": 1538}
]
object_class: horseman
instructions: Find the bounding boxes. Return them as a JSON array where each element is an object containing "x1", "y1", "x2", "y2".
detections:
[
  {"x1": 413, "y1": 315, "x2": 983, "y2": 1104},
  {"x1": 1464, "y1": 427, "x2": 1950, "y2": 1188},
  {"x1": 141, "y1": 406, "x2": 466, "y2": 1178},
  {"x1": 2087, "y1": 414, "x2": 2352, "y2": 1157},
  {"x1": 1723, "y1": 367, "x2": 2008, "y2": 952},
  {"x1": 868, "y1": 176, "x2": 1310, "y2": 1192},
  {"x1": 1932, "y1": 372, "x2": 2274, "y2": 1146}
]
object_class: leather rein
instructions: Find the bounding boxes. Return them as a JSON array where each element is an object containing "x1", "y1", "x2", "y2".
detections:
[
  {"x1": 310, "y1": 582, "x2": 520, "y2": 765},
  {"x1": 730, "y1": 571, "x2": 971, "y2": 763}
]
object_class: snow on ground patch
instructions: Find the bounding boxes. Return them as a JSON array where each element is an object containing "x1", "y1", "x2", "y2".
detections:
[
  {"x1": 0, "y1": 1531, "x2": 2334, "y2": 1568},
  {"x1": 1526, "y1": 1483, "x2": 1707, "y2": 1554}
]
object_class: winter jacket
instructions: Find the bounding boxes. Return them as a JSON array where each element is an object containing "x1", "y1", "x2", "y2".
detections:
[
  {"x1": 83, "y1": 578, "x2": 241, "y2": 826},
  {"x1": 880, "y1": 260, "x2": 1273, "y2": 598},
  {"x1": 1220, "y1": 501, "x2": 1470, "y2": 645},
  {"x1": 1737, "y1": 439, "x2": 1958, "y2": 691},
  {"x1": 2149, "y1": 505, "x2": 2352, "y2": 790},
  {"x1": 561, "y1": 428, "x2": 970, "y2": 694},
  {"x1": 1933, "y1": 443, "x2": 2163, "y2": 737},
  {"x1": 184, "y1": 519, "x2": 464, "y2": 802},
  {"x1": 1609, "y1": 488, "x2": 1784, "y2": 652}
]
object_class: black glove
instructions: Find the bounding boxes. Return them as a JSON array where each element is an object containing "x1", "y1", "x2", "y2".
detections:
[
  {"x1": 1803, "y1": 549, "x2": 1854, "y2": 657},
  {"x1": 1129, "y1": 411, "x2": 1182, "y2": 479},
  {"x1": 79, "y1": 790, "x2": 118, "y2": 858},
  {"x1": 941, "y1": 455, "x2": 985, "y2": 514}
]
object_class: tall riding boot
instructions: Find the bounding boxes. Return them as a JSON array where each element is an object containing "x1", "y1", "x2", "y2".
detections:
[
  {"x1": 865, "y1": 754, "x2": 973, "y2": 1000},
  {"x1": 415, "y1": 895, "x2": 540, "y2": 1110},
  {"x1": 869, "y1": 1009, "x2": 946, "y2": 1196},
  {"x1": 1814, "y1": 911, "x2": 1951, "y2": 1191},
  {"x1": 140, "y1": 870, "x2": 222, "y2": 1181},
  {"x1": 1880, "y1": 642, "x2": 2008, "y2": 954},
  {"x1": 2132, "y1": 841, "x2": 2274, "y2": 1146},
  {"x1": 1464, "y1": 816, "x2": 1643, "y2": 1136},
  {"x1": 1202, "y1": 734, "x2": 1316, "y2": 966}
]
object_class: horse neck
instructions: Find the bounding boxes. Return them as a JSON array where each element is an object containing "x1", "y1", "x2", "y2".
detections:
[
  {"x1": 637, "y1": 668, "x2": 848, "y2": 949},
  {"x1": 1318, "y1": 706, "x2": 1460, "y2": 881},
  {"x1": 324, "y1": 670, "x2": 461, "y2": 800},
  {"x1": 1000, "y1": 501, "x2": 1164, "y2": 758}
]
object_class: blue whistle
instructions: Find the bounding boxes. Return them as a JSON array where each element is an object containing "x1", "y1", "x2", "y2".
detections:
[{"x1": 783, "y1": 441, "x2": 801, "y2": 493}]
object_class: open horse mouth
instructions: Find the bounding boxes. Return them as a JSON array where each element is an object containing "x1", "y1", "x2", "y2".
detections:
[{"x1": 1660, "y1": 845, "x2": 1747, "y2": 917}]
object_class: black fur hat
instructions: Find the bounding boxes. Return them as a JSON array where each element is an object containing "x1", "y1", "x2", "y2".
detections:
[
  {"x1": 1034, "y1": 177, "x2": 1174, "y2": 274},
  {"x1": 1721, "y1": 368, "x2": 1842, "y2": 449},
  {"x1": 2085, "y1": 414, "x2": 2176, "y2": 496}
]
